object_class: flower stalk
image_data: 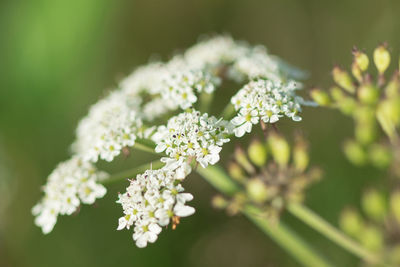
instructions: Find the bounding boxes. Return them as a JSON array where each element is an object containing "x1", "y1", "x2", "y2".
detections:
[
  {"x1": 196, "y1": 165, "x2": 333, "y2": 267},
  {"x1": 287, "y1": 203, "x2": 381, "y2": 264}
]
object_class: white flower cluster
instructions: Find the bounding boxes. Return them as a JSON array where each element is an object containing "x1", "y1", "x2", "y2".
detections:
[
  {"x1": 72, "y1": 91, "x2": 143, "y2": 162},
  {"x1": 231, "y1": 79, "x2": 304, "y2": 137},
  {"x1": 158, "y1": 67, "x2": 221, "y2": 110},
  {"x1": 117, "y1": 165, "x2": 194, "y2": 248},
  {"x1": 153, "y1": 109, "x2": 232, "y2": 168},
  {"x1": 32, "y1": 156, "x2": 107, "y2": 234},
  {"x1": 184, "y1": 35, "x2": 248, "y2": 69},
  {"x1": 33, "y1": 35, "x2": 309, "y2": 243}
]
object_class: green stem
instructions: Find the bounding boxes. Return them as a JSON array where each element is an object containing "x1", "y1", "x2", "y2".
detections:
[
  {"x1": 101, "y1": 160, "x2": 164, "y2": 184},
  {"x1": 220, "y1": 103, "x2": 236, "y2": 120},
  {"x1": 134, "y1": 139, "x2": 158, "y2": 154},
  {"x1": 196, "y1": 164, "x2": 239, "y2": 195},
  {"x1": 196, "y1": 165, "x2": 333, "y2": 267},
  {"x1": 244, "y1": 205, "x2": 333, "y2": 267},
  {"x1": 199, "y1": 92, "x2": 214, "y2": 113},
  {"x1": 287, "y1": 203, "x2": 381, "y2": 265}
]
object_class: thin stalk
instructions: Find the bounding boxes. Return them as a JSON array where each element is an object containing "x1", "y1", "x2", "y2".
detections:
[
  {"x1": 102, "y1": 160, "x2": 164, "y2": 184},
  {"x1": 220, "y1": 103, "x2": 235, "y2": 120},
  {"x1": 199, "y1": 92, "x2": 214, "y2": 113},
  {"x1": 134, "y1": 139, "x2": 158, "y2": 154},
  {"x1": 197, "y1": 165, "x2": 334, "y2": 267},
  {"x1": 287, "y1": 203, "x2": 381, "y2": 265},
  {"x1": 244, "y1": 205, "x2": 333, "y2": 267}
]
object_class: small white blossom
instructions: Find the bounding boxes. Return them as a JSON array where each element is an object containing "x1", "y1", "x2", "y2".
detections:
[
  {"x1": 184, "y1": 35, "x2": 248, "y2": 69},
  {"x1": 231, "y1": 79, "x2": 305, "y2": 137},
  {"x1": 72, "y1": 91, "x2": 143, "y2": 162},
  {"x1": 153, "y1": 109, "x2": 232, "y2": 168},
  {"x1": 116, "y1": 165, "x2": 195, "y2": 247},
  {"x1": 32, "y1": 156, "x2": 108, "y2": 234}
]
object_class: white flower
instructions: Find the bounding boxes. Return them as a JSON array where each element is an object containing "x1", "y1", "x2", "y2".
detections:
[
  {"x1": 157, "y1": 59, "x2": 221, "y2": 110},
  {"x1": 72, "y1": 91, "x2": 143, "y2": 163},
  {"x1": 116, "y1": 165, "x2": 195, "y2": 247},
  {"x1": 133, "y1": 221, "x2": 162, "y2": 248},
  {"x1": 153, "y1": 109, "x2": 232, "y2": 168},
  {"x1": 231, "y1": 109, "x2": 259, "y2": 137},
  {"x1": 184, "y1": 35, "x2": 248, "y2": 69},
  {"x1": 32, "y1": 156, "x2": 108, "y2": 234},
  {"x1": 195, "y1": 143, "x2": 222, "y2": 168},
  {"x1": 230, "y1": 79, "x2": 305, "y2": 137}
]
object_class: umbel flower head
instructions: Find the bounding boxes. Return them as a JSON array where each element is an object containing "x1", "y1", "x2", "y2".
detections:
[
  {"x1": 339, "y1": 188, "x2": 400, "y2": 266},
  {"x1": 153, "y1": 109, "x2": 232, "y2": 169},
  {"x1": 310, "y1": 44, "x2": 400, "y2": 182},
  {"x1": 213, "y1": 132, "x2": 321, "y2": 220},
  {"x1": 72, "y1": 91, "x2": 144, "y2": 163},
  {"x1": 33, "y1": 35, "x2": 312, "y2": 246},
  {"x1": 32, "y1": 156, "x2": 107, "y2": 234},
  {"x1": 231, "y1": 79, "x2": 305, "y2": 137},
  {"x1": 116, "y1": 164, "x2": 194, "y2": 248}
]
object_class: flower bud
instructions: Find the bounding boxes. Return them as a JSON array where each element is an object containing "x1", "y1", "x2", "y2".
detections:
[
  {"x1": 248, "y1": 138, "x2": 267, "y2": 167},
  {"x1": 293, "y1": 137, "x2": 309, "y2": 172},
  {"x1": 268, "y1": 132, "x2": 290, "y2": 167},
  {"x1": 353, "y1": 49, "x2": 369, "y2": 72},
  {"x1": 310, "y1": 89, "x2": 331, "y2": 106},
  {"x1": 368, "y1": 144, "x2": 392, "y2": 169},
  {"x1": 354, "y1": 121, "x2": 377, "y2": 145},
  {"x1": 332, "y1": 66, "x2": 355, "y2": 94},
  {"x1": 373, "y1": 44, "x2": 390, "y2": 74},
  {"x1": 343, "y1": 140, "x2": 367, "y2": 166},
  {"x1": 354, "y1": 105, "x2": 375, "y2": 124},
  {"x1": 359, "y1": 225, "x2": 384, "y2": 252},
  {"x1": 351, "y1": 62, "x2": 362, "y2": 82},
  {"x1": 228, "y1": 162, "x2": 246, "y2": 183},
  {"x1": 376, "y1": 100, "x2": 397, "y2": 140},
  {"x1": 361, "y1": 189, "x2": 387, "y2": 222},
  {"x1": 212, "y1": 195, "x2": 228, "y2": 209},
  {"x1": 246, "y1": 178, "x2": 269, "y2": 204},
  {"x1": 385, "y1": 72, "x2": 400, "y2": 98},
  {"x1": 234, "y1": 146, "x2": 255, "y2": 174},
  {"x1": 330, "y1": 87, "x2": 356, "y2": 115},
  {"x1": 339, "y1": 208, "x2": 363, "y2": 237},
  {"x1": 390, "y1": 191, "x2": 400, "y2": 223},
  {"x1": 357, "y1": 84, "x2": 379, "y2": 105}
]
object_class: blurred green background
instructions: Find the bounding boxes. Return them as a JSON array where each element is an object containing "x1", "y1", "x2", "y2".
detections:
[{"x1": 1, "y1": 0, "x2": 400, "y2": 266}]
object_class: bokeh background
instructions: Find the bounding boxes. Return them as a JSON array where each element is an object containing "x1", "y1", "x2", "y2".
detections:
[{"x1": 1, "y1": 0, "x2": 400, "y2": 266}]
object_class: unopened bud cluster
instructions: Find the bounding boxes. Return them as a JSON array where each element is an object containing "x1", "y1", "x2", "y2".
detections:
[
  {"x1": 310, "y1": 45, "x2": 399, "y2": 170},
  {"x1": 339, "y1": 188, "x2": 400, "y2": 266},
  {"x1": 213, "y1": 132, "x2": 321, "y2": 219}
]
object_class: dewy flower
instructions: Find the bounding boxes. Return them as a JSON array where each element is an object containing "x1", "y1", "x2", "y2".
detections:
[
  {"x1": 153, "y1": 109, "x2": 232, "y2": 168},
  {"x1": 116, "y1": 165, "x2": 194, "y2": 248},
  {"x1": 32, "y1": 156, "x2": 108, "y2": 234},
  {"x1": 231, "y1": 79, "x2": 305, "y2": 137},
  {"x1": 72, "y1": 91, "x2": 143, "y2": 162}
]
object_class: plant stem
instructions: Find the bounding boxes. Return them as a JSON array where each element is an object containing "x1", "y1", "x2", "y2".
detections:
[
  {"x1": 196, "y1": 164, "x2": 239, "y2": 195},
  {"x1": 244, "y1": 205, "x2": 333, "y2": 267},
  {"x1": 101, "y1": 160, "x2": 164, "y2": 184},
  {"x1": 220, "y1": 103, "x2": 235, "y2": 120},
  {"x1": 199, "y1": 92, "x2": 214, "y2": 113},
  {"x1": 134, "y1": 139, "x2": 158, "y2": 154},
  {"x1": 287, "y1": 203, "x2": 381, "y2": 265},
  {"x1": 197, "y1": 165, "x2": 333, "y2": 267}
]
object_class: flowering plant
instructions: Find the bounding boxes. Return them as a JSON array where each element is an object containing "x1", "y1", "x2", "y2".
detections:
[{"x1": 33, "y1": 36, "x2": 400, "y2": 266}]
